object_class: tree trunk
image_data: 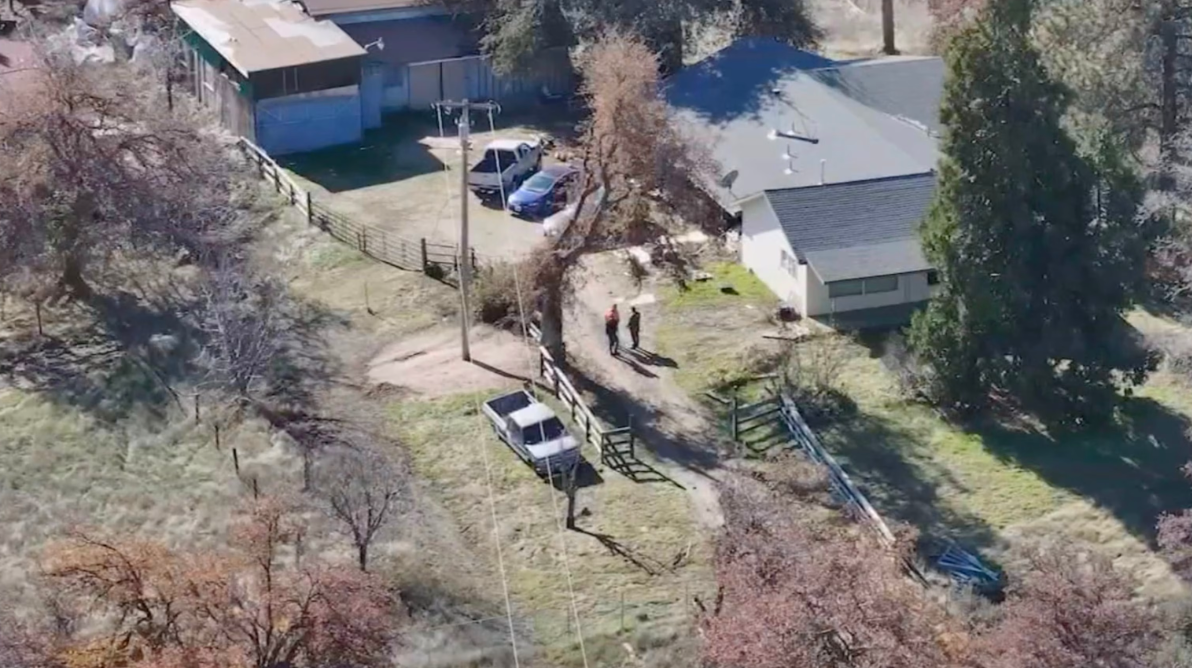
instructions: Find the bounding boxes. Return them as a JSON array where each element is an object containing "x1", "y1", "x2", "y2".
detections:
[
  {"x1": 59, "y1": 256, "x2": 91, "y2": 299},
  {"x1": 539, "y1": 282, "x2": 566, "y2": 364},
  {"x1": 357, "y1": 543, "x2": 368, "y2": 572},
  {"x1": 882, "y1": 0, "x2": 897, "y2": 54}
]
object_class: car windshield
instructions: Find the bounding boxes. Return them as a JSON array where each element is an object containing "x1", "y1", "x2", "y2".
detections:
[
  {"x1": 523, "y1": 417, "x2": 567, "y2": 445},
  {"x1": 522, "y1": 173, "x2": 557, "y2": 194}
]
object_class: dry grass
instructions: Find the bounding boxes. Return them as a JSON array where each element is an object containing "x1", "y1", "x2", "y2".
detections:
[{"x1": 388, "y1": 389, "x2": 714, "y2": 667}]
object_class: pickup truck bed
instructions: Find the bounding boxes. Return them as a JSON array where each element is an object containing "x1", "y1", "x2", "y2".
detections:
[
  {"x1": 486, "y1": 390, "x2": 534, "y2": 419},
  {"x1": 483, "y1": 390, "x2": 581, "y2": 477}
]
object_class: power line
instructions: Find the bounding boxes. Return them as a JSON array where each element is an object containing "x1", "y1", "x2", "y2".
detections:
[
  {"x1": 544, "y1": 457, "x2": 591, "y2": 668},
  {"x1": 483, "y1": 108, "x2": 590, "y2": 668},
  {"x1": 469, "y1": 398, "x2": 524, "y2": 668}
]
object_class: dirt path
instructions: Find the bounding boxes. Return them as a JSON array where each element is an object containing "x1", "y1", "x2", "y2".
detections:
[{"x1": 563, "y1": 253, "x2": 726, "y2": 528}]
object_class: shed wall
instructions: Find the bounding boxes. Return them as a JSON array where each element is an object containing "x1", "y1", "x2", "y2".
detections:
[{"x1": 255, "y1": 85, "x2": 363, "y2": 155}]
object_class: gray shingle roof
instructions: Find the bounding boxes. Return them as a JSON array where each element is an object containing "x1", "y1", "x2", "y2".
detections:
[
  {"x1": 805, "y1": 240, "x2": 931, "y2": 282},
  {"x1": 765, "y1": 172, "x2": 936, "y2": 280},
  {"x1": 665, "y1": 40, "x2": 943, "y2": 206}
]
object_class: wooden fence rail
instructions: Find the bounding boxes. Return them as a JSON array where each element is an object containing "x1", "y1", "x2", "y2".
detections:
[{"x1": 237, "y1": 138, "x2": 477, "y2": 277}]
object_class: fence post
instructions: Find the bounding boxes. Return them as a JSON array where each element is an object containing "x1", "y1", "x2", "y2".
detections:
[
  {"x1": 471, "y1": 247, "x2": 478, "y2": 270},
  {"x1": 730, "y1": 396, "x2": 739, "y2": 441},
  {"x1": 232, "y1": 447, "x2": 240, "y2": 475},
  {"x1": 288, "y1": 180, "x2": 296, "y2": 205},
  {"x1": 272, "y1": 163, "x2": 281, "y2": 192},
  {"x1": 628, "y1": 415, "x2": 635, "y2": 458},
  {"x1": 305, "y1": 191, "x2": 313, "y2": 226},
  {"x1": 553, "y1": 369, "x2": 560, "y2": 398},
  {"x1": 420, "y1": 238, "x2": 429, "y2": 271}
]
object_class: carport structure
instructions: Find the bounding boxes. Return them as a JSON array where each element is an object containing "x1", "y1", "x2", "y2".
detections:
[{"x1": 173, "y1": 0, "x2": 368, "y2": 155}]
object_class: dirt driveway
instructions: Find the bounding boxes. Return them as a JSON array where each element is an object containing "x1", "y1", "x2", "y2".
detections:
[
  {"x1": 562, "y1": 251, "x2": 729, "y2": 529},
  {"x1": 280, "y1": 113, "x2": 578, "y2": 261}
]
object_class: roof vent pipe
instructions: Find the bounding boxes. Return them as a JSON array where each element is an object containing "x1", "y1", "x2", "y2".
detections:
[{"x1": 819, "y1": 159, "x2": 826, "y2": 185}]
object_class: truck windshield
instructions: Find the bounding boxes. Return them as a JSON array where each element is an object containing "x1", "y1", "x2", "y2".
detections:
[
  {"x1": 490, "y1": 149, "x2": 517, "y2": 169},
  {"x1": 524, "y1": 417, "x2": 567, "y2": 445}
]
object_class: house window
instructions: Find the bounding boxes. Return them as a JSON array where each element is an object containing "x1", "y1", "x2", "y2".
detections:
[
  {"x1": 828, "y1": 279, "x2": 864, "y2": 298},
  {"x1": 827, "y1": 274, "x2": 899, "y2": 298},
  {"x1": 927, "y1": 269, "x2": 940, "y2": 286},
  {"x1": 864, "y1": 275, "x2": 899, "y2": 294},
  {"x1": 780, "y1": 249, "x2": 797, "y2": 277}
]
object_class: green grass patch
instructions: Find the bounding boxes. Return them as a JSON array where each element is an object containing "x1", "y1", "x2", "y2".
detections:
[
  {"x1": 657, "y1": 263, "x2": 1192, "y2": 580},
  {"x1": 388, "y1": 390, "x2": 714, "y2": 667},
  {"x1": 656, "y1": 262, "x2": 781, "y2": 396}
]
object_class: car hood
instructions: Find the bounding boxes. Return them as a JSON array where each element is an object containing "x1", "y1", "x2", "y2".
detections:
[{"x1": 526, "y1": 434, "x2": 580, "y2": 462}]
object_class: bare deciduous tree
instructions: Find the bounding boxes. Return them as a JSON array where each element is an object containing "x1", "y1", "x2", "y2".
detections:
[
  {"x1": 315, "y1": 445, "x2": 408, "y2": 572},
  {"x1": 531, "y1": 29, "x2": 721, "y2": 361},
  {"x1": 701, "y1": 473, "x2": 965, "y2": 668},
  {"x1": 972, "y1": 546, "x2": 1157, "y2": 668},
  {"x1": 0, "y1": 45, "x2": 244, "y2": 301},
  {"x1": 42, "y1": 499, "x2": 401, "y2": 668},
  {"x1": 194, "y1": 259, "x2": 288, "y2": 403}
]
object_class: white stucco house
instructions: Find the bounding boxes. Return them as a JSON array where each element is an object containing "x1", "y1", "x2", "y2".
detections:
[{"x1": 666, "y1": 39, "x2": 946, "y2": 322}]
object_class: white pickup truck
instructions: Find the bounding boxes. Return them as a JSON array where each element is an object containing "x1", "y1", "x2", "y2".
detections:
[
  {"x1": 468, "y1": 138, "x2": 543, "y2": 198},
  {"x1": 482, "y1": 390, "x2": 581, "y2": 477}
]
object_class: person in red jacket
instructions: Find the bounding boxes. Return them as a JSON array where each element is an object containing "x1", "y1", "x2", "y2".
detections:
[{"x1": 604, "y1": 304, "x2": 620, "y2": 355}]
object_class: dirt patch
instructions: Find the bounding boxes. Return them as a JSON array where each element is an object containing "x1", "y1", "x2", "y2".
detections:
[
  {"x1": 562, "y1": 251, "x2": 732, "y2": 529},
  {"x1": 368, "y1": 325, "x2": 538, "y2": 398}
]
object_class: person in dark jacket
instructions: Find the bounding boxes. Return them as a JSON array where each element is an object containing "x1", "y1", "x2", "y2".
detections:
[
  {"x1": 628, "y1": 306, "x2": 641, "y2": 350},
  {"x1": 604, "y1": 304, "x2": 620, "y2": 355}
]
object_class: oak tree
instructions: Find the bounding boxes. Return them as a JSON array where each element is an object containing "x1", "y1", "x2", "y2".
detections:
[{"x1": 531, "y1": 30, "x2": 720, "y2": 361}]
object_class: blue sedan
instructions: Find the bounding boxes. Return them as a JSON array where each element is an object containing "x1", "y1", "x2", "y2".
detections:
[{"x1": 507, "y1": 164, "x2": 578, "y2": 219}]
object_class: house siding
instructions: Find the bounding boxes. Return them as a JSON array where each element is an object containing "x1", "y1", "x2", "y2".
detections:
[
  {"x1": 740, "y1": 197, "x2": 803, "y2": 309},
  {"x1": 804, "y1": 269, "x2": 931, "y2": 317}
]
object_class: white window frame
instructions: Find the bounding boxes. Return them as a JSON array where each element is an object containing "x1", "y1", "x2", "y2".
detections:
[
  {"x1": 827, "y1": 274, "x2": 900, "y2": 298},
  {"x1": 780, "y1": 249, "x2": 797, "y2": 277}
]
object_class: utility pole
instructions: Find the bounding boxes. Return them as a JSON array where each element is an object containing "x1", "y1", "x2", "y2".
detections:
[{"x1": 433, "y1": 98, "x2": 500, "y2": 362}]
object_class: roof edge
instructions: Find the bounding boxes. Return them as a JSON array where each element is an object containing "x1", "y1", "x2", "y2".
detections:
[{"x1": 763, "y1": 170, "x2": 936, "y2": 197}]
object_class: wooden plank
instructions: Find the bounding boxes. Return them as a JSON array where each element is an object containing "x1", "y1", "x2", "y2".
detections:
[{"x1": 738, "y1": 397, "x2": 780, "y2": 413}]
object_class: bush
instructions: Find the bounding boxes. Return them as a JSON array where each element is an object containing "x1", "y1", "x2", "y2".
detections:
[{"x1": 472, "y1": 261, "x2": 534, "y2": 329}]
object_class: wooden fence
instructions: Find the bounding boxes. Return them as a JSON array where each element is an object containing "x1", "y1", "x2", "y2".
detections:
[
  {"x1": 528, "y1": 322, "x2": 636, "y2": 464},
  {"x1": 237, "y1": 138, "x2": 477, "y2": 276}
]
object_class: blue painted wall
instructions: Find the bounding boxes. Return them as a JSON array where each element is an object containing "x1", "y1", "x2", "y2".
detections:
[
  {"x1": 255, "y1": 88, "x2": 363, "y2": 156},
  {"x1": 360, "y1": 63, "x2": 385, "y2": 129}
]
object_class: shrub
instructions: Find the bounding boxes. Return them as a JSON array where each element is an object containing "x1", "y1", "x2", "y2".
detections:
[{"x1": 472, "y1": 261, "x2": 534, "y2": 329}]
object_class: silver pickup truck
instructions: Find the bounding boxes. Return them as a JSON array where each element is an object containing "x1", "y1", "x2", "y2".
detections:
[
  {"x1": 468, "y1": 138, "x2": 543, "y2": 198},
  {"x1": 482, "y1": 390, "x2": 581, "y2": 477}
]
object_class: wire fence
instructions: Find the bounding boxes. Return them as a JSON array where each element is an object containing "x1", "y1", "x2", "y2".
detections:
[{"x1": 237, "y1": 137, "x2": 478, "y2": 277}]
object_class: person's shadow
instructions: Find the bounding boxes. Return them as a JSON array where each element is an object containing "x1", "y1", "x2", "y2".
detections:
[{"x1": 623, "y1": 346, "x2": 678, "y2": 368}]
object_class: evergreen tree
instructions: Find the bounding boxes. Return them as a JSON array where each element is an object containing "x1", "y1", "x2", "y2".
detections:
[{"x1": 909, "y1": 0, "x2": 1155, "y2": 424}]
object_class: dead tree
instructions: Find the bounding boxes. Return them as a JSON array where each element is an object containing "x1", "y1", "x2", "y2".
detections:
[
  {"x1": 530, "y1": 29, "x2": 720, "y2": 362},
  {"x1": 315, "y1": 445, "x2": 408, "y2": 572}
]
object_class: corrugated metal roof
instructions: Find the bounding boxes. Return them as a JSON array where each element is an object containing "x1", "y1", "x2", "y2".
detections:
[
  {"x1": 765, "y1": 173, "x2": 936, "y2": 279},
  {"x1": 172, "y1": 0, "x2": 365, "y2": 75},
  {"x1": 664, "y1": 39, "x2": 942, "y2": 206},
  {"x1": 300, "y1": 0, "x2": 430, "y2": 17},
  {"x1": 805, "y1": 240, "x2": 931, "y2": 282}
]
